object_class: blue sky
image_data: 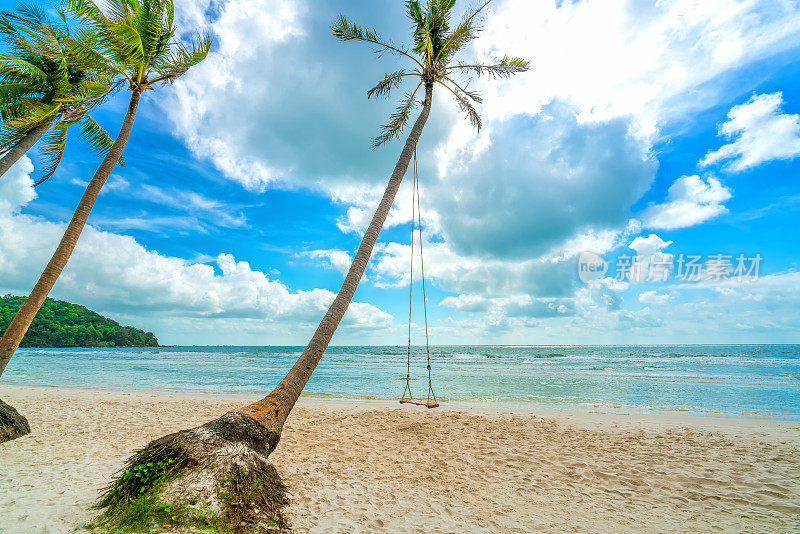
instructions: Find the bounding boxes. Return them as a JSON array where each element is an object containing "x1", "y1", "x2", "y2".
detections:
[{"x1": 1, "y1": 0, "x2": 800, "y2": 345}]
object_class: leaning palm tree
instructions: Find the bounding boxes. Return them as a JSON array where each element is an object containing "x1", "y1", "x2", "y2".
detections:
[
  {"x1": 0, "y1": 0, "x2": 209, "y2": 442},
  {"x1": 0, "y1": 3, "x2": 121, "y2": 444},
  {"x1": 0, "y1": 3, "x2": 119, "y2": 182},
  {"x1": 92, "y1": 0, "x2": 527, "y2": 530}
]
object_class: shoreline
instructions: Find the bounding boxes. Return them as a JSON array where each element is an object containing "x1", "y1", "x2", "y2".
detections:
[
  {"x1": 1, "y1": 385, "x2": 799, "y2": 533},
  {"x1": 3, "y1": 382, "x2": 799, "y2": 423}
]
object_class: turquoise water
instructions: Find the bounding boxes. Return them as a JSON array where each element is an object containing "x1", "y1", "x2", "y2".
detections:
[{"x1": 3, "y1": 345, "x2": 799, "y2": 419}]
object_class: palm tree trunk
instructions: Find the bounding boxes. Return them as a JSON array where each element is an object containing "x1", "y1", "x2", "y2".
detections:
[
  {"x1": 0, "y1": 121, "x2": 52, "y2": 178},
  {"x1": 0, "y1": 91, "x2": 142, "y2": 378},
  {"x1": 240, "y1": 82, "x2": 435, "y2": 450}
]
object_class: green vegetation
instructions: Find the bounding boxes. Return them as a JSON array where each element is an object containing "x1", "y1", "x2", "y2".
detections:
[
  {"x1": 91, "y1": 460, "x2": 285, "y2": 533},
  {"x1": 0, "y1": 3, "x2": 119, "y2": 182},
  {"x1": 89, "y1": 461, "x2": 228, "y2": 533},
  {"x1": 0, "y1": 295, "x2": 158, "y2": 348}
]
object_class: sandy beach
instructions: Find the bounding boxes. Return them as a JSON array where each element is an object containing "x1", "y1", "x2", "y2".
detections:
[{"x1": 1, "y1": 385, "x2": 799, "y2": 533}]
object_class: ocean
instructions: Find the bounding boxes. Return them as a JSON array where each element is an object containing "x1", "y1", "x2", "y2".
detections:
[{"x1": 3, "y1": 345, "x2": 799, "y2": 419}]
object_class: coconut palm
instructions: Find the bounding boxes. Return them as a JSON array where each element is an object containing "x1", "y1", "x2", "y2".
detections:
[
  {"x1": 0, "y1": 0, "x2": 210, "y2": 435},
  {"x1": 0, "y1": 3, "x2": 119, "y2": 182},
  {"x1": 93, "y1": 1, "x2": 527, "y2": 529}
]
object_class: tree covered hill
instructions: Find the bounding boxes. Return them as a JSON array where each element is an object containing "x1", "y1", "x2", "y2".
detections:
[{"x1": 0, "y1": 295, "x2": 158, "y2": 348}]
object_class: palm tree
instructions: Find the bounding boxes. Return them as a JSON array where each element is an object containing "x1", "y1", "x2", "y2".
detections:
[
  {"x1": 239, "y1": 0, "x2": 528, "y2": 435},
  {"x1": 94, "y1": 1, "x2": 527, "y2": 529},
  {"x1": 0, "y1": 0, "x2": 209, "y2": 442},
  {"x1": 0, "y1": 4, "x2": 119, "y2": 182}
]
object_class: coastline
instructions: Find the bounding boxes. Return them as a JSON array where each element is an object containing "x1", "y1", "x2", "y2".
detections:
[
  {"x1": 6, "y1": 344, "x2": 798, "y2": 421},
  {"x1": 4, "y1": 380, "x2": 799, "y2": 422},
  {"x1": 1, "y1": 385, "x2": 799, "y2": 533}
]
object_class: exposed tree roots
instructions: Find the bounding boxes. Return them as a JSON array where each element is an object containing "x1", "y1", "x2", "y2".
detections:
[
  {"x1": 0, "y1": 397, "x2": 30, "y2": 444},
  {"x1": 92, "y1": 411, "x2": 289, "y2": 533}
]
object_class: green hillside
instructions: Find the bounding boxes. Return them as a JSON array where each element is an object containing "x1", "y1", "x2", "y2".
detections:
[{"x1": 0, "y1": 295, "x2": 158, "y2": 348}]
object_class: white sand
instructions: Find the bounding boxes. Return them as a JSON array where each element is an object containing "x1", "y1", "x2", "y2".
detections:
[{"x1": 1, "y1": 385, "x2": 799, "y2": 533}]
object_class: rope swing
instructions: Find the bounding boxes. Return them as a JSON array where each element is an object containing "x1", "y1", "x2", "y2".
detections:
[{"x1": 400, "y1": 146, "x2": 439, "y2": 409}]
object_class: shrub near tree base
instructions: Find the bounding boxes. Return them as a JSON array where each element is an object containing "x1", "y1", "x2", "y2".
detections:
[{"x1": 89, "y1": 414, "x2": 289, "y2": 533}]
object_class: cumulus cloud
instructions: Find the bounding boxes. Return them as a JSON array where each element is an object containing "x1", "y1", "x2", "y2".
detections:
[
  {"x1": 424, "y1": 270, "x2": 800, "y2": 344},
  {"x1": 329, "y1": 183, "x2": 422, "y2": 236},
  {"x1": 440, "y1": 293, "x2": 574, "y2": 318},
  {"x1": 701, "y1": 92, "x2": 800, "y2": 172},
  {"x1": 624, "y1": 234, "x2": 675, "y2": 283},
  {"x1": 14, "y1": 0, "x2": 792, "y2": 344},
  {"x1": 302, "y1": 249, "x2": 353, "y2": 277},
  {"x1": 431, "y1": 102, "x2": 657, "y2": 260},
  {"x1": 476, "y1": 0, "x2": 800, "y2": 133},
  {"x1": 0, "y1": 167, "x2": 391, "y2": 343},
  {"x1": 641, "y1": 175, "x2": 732, "y2": 229},
  {"x1": 164, "y1": 0, "x2": 426, "y2": 195},
  {"x1": 638, "y1": 290, "x2": 672, "y2": 305},
  {"x1": 371, "y1": 239, "x2": 578, "y2": 299},
  {"x1": 629, "y1": 234, "x2": 673, "y2": 257},
  {"x1": 159, "y1": 1, "x2": 799, "y2": 320},
  {"x1": 0, "y1": 157, "x2": 36, "y2": 214}
]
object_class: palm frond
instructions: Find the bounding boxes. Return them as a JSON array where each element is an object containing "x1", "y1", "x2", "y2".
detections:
[
  {"x1": 446, "y1": 55, "x2": 530, "y2": 78},
  {"x1": 367, "y1": 70, "x2": 419, "y2": 99},
  {"x1": 339, "y1": 0, "x2": 528, "y2": 142},
  {"x1": 15, "y1": 3, "x2": 48, "y2": 25},
  {"x1": 332, "y1": 14, "x2": 424, "y2": 70},
  {"x1": 438, "y1": 79, "x2": 481, "y2": 131},
  {"x1": 0, "y1": 1, "x2": 125, "y2": 180},
  {"x1": 76, "y1": 113, "x2": 119, "y2": 161},
  {"x1": 434, "y1": 0, "x2": 491, "y2": 65},
  {"x1": 68, "y1": 0, "x2": 209, "y2": 88},
  {"x1": 35, "y1": 125, "x2": 67, "y2": 185},
  {"x1": 442, "y1": 75, "x2": 482, "y2": 103},
  {"x1": 151, "y1": 34, "x2": 211, "y2": 84},
  {"x1": 0, "y1": 54, "x2": 48, "y2": 84},
  {"x1": 373, "y1": 81, "x2": 423, "y2": 148}
]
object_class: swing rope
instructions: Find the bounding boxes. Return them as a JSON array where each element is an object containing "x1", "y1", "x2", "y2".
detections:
[{"x1": 400, "y1": 145, "x2": 439, "y2": 408}]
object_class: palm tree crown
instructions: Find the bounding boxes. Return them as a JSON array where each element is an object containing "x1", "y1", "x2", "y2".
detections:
[
  {"x1": 68, "y1": 0, "x2": 210, "y2": 94},
  {"x1": 333, "y1": 0, "x2": 529, "y2": 148},
  {"x1": 0, "y1": 3, "x2": 119, "y2": 183}
]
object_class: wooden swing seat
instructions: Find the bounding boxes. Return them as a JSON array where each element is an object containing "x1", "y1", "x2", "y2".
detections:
[{"x1": 400, "y1": 398, "x2": 439, "y2": 408}]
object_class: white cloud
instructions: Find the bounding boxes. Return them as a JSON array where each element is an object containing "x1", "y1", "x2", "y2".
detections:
[
  {"x1": 165, "y1": 0, "x2": 306, "y2": 191},
  {"x1": 629, "y1": 234, "x2": 673, "y2": 257},
  {"x1": 430, "y1": 102, "x2": 657, "y2": 260},
  {"x1": 329, "y1": 183, "x2": 421, "y2": 236},
  {"x1": 625, "y1": 234, "x2": 675, "y2": 283},
  {"x1": 0, "y1": 166, "x2": 391, "y2": 344},
  {"x1": 69, "y1": 0, "x2": 800, "y2": 344},
  {"x1": 439, "y1": 294, "x2": 490, "y2": 313},
  {"x1": 476, "y1": 0, "x2": 800, "y2": 133},
  {"x1": 164, "y1": 0, "x2": 418, "y2": 197},
  {"x1": 371, "y1": 238, "x2": 578, "y2": 299},
  {"x1": 0, "y1": 157, "x2": 35, "y2": 214},
  {"x1": 701, "y1": 92, "x2": 800, "y2": 172},
  {"x1": 140, "y1": 185, "x2": 249, "y2": 229},
  {"x1": 638, "y1": 290, "x2": 672, "y2": 305},
  {"x1": 641, "y1": 175, "x2": 732, "y2": 229},
  {"x1": 160, "y1": 1, "x2": 798, "y2": 302},
  {"x1": 440, "y1": 293, "x2": 574, "y2": 318},
  {"x1": 421, "y1": 270, "x2": 800, "y2": 344},
  {"x1": 426, "y1": 0, "x2": 800, "y2": 252},
  {"x1": 302, "y1": 249, "x2": 352, "y2": 277}
]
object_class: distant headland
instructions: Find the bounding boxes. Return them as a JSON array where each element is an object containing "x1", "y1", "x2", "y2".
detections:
[{"x1": 0, "y1": 295, "x2": 158, "y2": 348}]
